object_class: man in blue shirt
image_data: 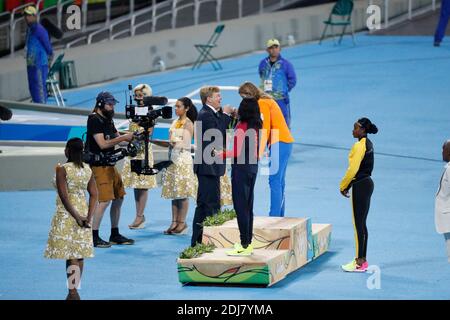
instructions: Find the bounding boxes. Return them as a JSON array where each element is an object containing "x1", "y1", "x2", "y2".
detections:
[
  {"x1": 258, "y1": 38, "x2": 297, "y2": 127},
  {"x1": 434, "y1": 0, "x2": 450, "y2": 47},
  {"x1": 24, "y1": 5, "x2": 53, "y2": 104}
]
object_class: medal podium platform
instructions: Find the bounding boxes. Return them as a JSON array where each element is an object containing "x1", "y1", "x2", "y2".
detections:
[{"x1": 177, "y1": 217, "x2": 332, "y2": 286}]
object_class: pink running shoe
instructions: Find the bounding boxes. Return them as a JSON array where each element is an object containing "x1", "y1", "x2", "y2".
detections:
[{"x1": 355, "y1": 261, "x2": 369, "y2": 272}]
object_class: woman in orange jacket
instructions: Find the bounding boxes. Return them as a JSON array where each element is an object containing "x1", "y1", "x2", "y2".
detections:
[{"x1": 238, "y1": 82, "x2": 294, "y2": 216}]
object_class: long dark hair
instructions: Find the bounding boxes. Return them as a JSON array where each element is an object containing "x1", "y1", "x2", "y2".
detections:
[
  {"x1": 66, "y1": 137, "x2": 84, "y2": 168},
  {"x1": 177, "y1": 97, "x2": 198, "y2": 123},
  {"x1": 238, "y1": 98, "x2": 262, "y2": 130}
]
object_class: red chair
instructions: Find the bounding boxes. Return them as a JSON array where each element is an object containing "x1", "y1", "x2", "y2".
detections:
[
  {"x1": 6, "y1": 0, "x2": 23, "y2": 12},
  {"x1": 6, "y1": 0, "x2": 44, "y2": 11}
]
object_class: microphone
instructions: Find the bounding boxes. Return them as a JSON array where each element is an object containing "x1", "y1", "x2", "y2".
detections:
[{"x1": 143, "y1": 96, "x2": 168, "y2": 106}]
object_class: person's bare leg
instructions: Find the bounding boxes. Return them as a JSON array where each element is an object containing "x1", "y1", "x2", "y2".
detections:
[
  {"x1": 179, "y1": 198, "x2": 189, "y2": 224},
  {"x1": 110, "y1": 198, "x2": 123, "y2": 229},
  {"x1": 171, "y1": 199, "x2": 181, "y2": 227},
  {"x1": 164, "y1": 200, "x2": 179, "y2": 234},
  {"x1": 66, "y1": 259, "x2": 81, "y2": 300},
  {"x1": 92, "y1": 201, "x2": 111, "y2": 230},
  {"x1": 130, "y1": 189, "x2": 147, "y2": 227},
  {"x1": 77, "y1": 259, "x2": 84, "y2": 299},
  {"x1": 172, "y1": 199, "x2": 189, "y2": 233},
  {"x1": 78, "y1": 259, "x2": 84, "y2": 277}
]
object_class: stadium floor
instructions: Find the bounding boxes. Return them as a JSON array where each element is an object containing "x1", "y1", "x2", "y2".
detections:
[{"x1": 1, "y1": 33, "x2": 450, "y2": 299}]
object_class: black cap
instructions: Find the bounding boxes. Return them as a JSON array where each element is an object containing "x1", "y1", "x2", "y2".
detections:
[{"x1": 96, "y1": 91, "x2": 119, "y2": 105}]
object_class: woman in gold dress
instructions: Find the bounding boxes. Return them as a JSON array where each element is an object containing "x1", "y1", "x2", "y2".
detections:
[
  {"x1": 161, "y1": 97, "x2": 198, "y2": 234},
  {"x1": 44, "y1": 138, "x2": 98, "y2": 300},
  {"x1": 121, "y1": 84, "x2": 157, "y2": 229}
]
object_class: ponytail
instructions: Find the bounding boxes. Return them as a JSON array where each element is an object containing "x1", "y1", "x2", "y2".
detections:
[{"x1": 357, "y1": 117, "x2": 378, "y2": 134}]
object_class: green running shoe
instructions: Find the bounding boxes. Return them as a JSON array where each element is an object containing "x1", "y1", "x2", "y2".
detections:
[
  {"x1": 341, "y1": 259, "x2": 357, "y2": 272},
  {"x1": 226, "y1": 243, "x2": 253, "y2": 256}
]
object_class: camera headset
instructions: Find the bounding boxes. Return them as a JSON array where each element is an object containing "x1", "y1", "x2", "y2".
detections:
[{"x1": 95, "y1": 93, "x2": 107, "y2": 110}]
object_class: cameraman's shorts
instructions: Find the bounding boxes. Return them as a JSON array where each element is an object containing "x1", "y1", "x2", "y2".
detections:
[{"x1": 91, "y1": 166, "x2": 126, "y2": 202}]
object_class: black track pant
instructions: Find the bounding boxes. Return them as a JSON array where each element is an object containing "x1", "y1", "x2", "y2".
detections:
[
  {"x1": 351, "y1": 177, "x2": 374, "y2": 259},
  {"x1": 231, "y1": 167, "x2": 257, "y2": 248}
]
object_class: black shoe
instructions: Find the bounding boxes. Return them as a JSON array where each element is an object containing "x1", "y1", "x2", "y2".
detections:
[
  {"x1": 109, "y1": 234, "x2": 135, "y2": 245},
  {"x1": 94, "y1": 237, "x2": 112, "y2": 248},
  {"x1": 434, "y1": 41, "x2": 440, "y2": 47}
]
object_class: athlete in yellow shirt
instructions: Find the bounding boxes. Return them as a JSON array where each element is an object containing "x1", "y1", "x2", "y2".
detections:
[{"x1": 340, "y1": 117, "x2": 378, "y2": 272}]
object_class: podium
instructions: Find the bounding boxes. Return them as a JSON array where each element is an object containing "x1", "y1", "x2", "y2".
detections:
[
  {"x1": 312, "y1": 224, "x2": 332, "y2": 259},
  {"x1": 177, "y1": 217, "x2": 332, "y2": 286}
]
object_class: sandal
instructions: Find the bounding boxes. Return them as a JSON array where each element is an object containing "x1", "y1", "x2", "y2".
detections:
[
  {"x1": 171, "y1": 221, "x2": 188, "y2": 235},
  {"x1": 163, "y1": 220, "x2": 178, "y2": 235},
  {"x1": 129, "y1": 215, "x2": 146, "y2": 230}
]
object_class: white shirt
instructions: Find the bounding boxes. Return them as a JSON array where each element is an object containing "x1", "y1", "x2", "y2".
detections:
[
  {"x1": 206, "y1": 104, "x2": 231, "y2": 117},
  {"x1": 435, "y1": 162, "x2": 450, "y2": 234},
  {"x1": 206, "y1": 104, "x2": 218, "y2": 114}
]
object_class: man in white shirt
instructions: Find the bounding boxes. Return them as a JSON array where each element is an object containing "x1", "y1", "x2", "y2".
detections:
[{"x1": 435, "y1": 140, "x2": 450, "y2": 262}]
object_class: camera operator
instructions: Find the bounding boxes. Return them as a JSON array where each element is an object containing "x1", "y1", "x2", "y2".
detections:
[{"x1": 87, "y1": 91, "x2": 135, "y2": 248}]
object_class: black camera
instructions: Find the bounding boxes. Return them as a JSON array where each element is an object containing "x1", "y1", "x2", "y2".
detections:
[
  {"x1": 124, "y1": 84, "x2": 173, "y2": 175},
  {"x1": 125, "y1": 89, "x2": 172, "y2": 128},
  {"x1": 83, "y1": 141, "x2": 139, "y2": 166}
]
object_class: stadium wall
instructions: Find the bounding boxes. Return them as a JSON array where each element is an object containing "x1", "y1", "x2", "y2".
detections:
[{"x1": 0, "y1": 0, "x2": 433, "y2": 101}]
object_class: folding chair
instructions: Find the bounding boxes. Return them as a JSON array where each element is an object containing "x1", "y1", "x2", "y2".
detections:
[
  {"x1": 192, "y1": 24, "x2": 225, "y2": 70},
  {"x1": 46, "y1": 53, "x2": 66, "y2": 106},
  {"x1": 319, "y1": 0, "x2": 355, "y2": 45}
]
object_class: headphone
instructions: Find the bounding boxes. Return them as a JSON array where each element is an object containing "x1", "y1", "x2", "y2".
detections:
[{"x1": 95, "y1": 93, "x2": 106, "y2": 110}]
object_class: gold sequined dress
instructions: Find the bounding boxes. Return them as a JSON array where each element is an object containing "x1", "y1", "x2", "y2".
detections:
[
  {"x1": 44, "y1": 162, "x2": 94, "y2": 260},
  {"x1": 161, "y1": 118, "x2": 198, "y2": 199},
  {"x1": 122, "y1": 122, "x2": 157, "y2": 189},
  {"x1": 220, "y1": 173, "x2": 232, "y2": 206}
]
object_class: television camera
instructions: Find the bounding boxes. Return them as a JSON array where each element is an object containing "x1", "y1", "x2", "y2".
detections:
[{"x1": 125, "y1": 84, "x2": 173, "y2": 175}]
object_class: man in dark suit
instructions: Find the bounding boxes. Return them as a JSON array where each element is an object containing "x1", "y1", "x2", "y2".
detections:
[{"x1": 191, "y1": 86, "x2": 234, "y2": 246}]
